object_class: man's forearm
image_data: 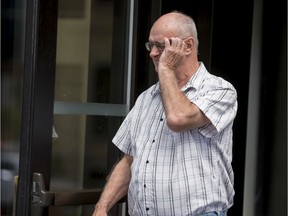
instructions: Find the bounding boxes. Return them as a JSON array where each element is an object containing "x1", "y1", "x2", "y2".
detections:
[
  {"x1": 158, "y1": 67, "x2": 210, "y2": 132},
  {"x1": 94, "y1": 154, "x2": 132, "y2": 214}
]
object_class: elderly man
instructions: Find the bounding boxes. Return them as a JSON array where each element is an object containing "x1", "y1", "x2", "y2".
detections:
[{"x1": 92, "y1": 11, "x2": 238, "y2": 216}]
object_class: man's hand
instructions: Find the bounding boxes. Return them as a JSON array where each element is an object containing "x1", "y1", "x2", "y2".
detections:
[{"x1": 158, "y1": 37, "x2": 186, "y2": 71}]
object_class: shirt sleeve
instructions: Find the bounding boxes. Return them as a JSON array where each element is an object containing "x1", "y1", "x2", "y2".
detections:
[
  {"x1": 112, "y1": 107, "x2": 133, "y2": 155},
  {"x1": 190, "y1": 82, "x2": 238, "y2": 137}
]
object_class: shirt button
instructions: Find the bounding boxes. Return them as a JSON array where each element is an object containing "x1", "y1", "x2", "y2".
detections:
[
  {"x1": 146, "y1": 207, "x2": 149, "y2": 211},
  {"x1": 144, "y1": 184, "x2": 146, "y2": 188},
  {"x1": 146, "y1": 160, "x2": 149, "y2": 164},
  {"x1": 152, "y1": 140, "x2": 155, "y2": 143},
  {"x1": 160, "y1": 118, "x2": 163, "y2": 121}
]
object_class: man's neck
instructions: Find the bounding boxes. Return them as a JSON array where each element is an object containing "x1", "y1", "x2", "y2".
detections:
[{"x1": 176, "y1": 61, "x2": 200, "y2": 88}]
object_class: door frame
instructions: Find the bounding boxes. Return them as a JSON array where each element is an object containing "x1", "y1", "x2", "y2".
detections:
[{"x1": 17, "y1": 0, "x2": 58, "y2": 215}]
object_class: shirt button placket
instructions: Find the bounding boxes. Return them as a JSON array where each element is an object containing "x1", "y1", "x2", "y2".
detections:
[
  {"x1": 144, "y1": 183, "x2": 150, "y2": 214},
  {"x1": 144, "y1": 127, "x2": 159, "y2": 215}
]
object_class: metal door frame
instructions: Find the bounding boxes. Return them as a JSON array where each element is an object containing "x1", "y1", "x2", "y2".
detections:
[{"x1": 17, "y1": 0, "x2": 58, "y2": 215}]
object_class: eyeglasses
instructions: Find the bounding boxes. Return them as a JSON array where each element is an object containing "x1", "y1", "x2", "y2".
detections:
[{"x1": 145, "y1": 41, "x2": 165, "y2": 52}]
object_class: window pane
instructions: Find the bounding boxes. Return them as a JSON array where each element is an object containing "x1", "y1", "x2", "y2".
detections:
[{"x1": 51, "y1": 0, "x2": 130, "y2": 215}]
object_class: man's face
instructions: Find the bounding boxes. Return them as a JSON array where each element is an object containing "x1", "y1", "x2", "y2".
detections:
[{"x1": 147, "y1": 41, "x2": 165, "y2": 72}]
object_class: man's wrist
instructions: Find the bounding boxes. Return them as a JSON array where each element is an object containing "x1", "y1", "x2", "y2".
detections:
[{"x1": 95, "y1": 203, "x2": 109, "y2": 213}]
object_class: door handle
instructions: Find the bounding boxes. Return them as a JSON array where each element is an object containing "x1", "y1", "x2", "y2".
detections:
[
  {"x1": 31, "y1": 172, "x2": 103, "y2": 206},
  {"x1": 31, "y1": 172, "x2": 126, "y2": 216}
]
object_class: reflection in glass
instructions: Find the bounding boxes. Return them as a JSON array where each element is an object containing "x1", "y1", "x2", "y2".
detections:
[{"x1": 51, "y1": 115, "x2": 122, "y2": 190}]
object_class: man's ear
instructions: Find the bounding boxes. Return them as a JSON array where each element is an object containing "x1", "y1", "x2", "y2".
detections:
[{"x1": 185, "y1": 37, "x2": 195, "y2": 54}]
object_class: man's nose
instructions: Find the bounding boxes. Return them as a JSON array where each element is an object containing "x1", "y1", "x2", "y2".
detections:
[{"x1": 149, "y1": 46, "x2": 160, "y2": 58}]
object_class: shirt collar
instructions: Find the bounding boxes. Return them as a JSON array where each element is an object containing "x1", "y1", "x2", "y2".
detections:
[
  {"x1": 151, "y1": 82, "x2": 161, "y2": 96},
  {"x1": 181, "y1": 62, "x2": 207, "y2": 92}
]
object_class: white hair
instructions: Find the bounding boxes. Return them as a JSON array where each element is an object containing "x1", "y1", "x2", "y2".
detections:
[{"x1": 171, "y1": 11, "x2": 199, "y2": 49}]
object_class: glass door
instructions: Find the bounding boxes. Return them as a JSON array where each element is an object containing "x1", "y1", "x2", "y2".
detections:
[
  {"x1": 49, "y1": 0, "x2": 133, "y2": 215},
  {"x1": 15, "y1": 0, "x2": 135, "y2": 215}
]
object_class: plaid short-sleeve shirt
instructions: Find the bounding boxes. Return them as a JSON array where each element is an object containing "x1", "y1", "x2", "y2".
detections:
[{"x1": 113, "y1": 62, "x2": 238, "y2": 216}]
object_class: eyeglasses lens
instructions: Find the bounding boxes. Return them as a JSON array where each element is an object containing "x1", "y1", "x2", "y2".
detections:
[{"x1": 145, "y1": 42, "x2": 164, "y2": 52}]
